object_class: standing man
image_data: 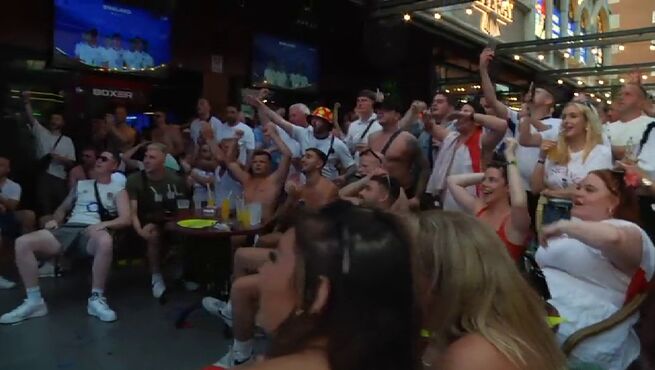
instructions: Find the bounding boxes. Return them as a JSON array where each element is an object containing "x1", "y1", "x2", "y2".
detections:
[
  {"x1": 0, "y1": 151, "x2": 130, "y2": 324},
  {"x1": 107, "y1": 105, "x2": 137, "y2": 152},
  {"x1": 126, "y1": 143, "x2": 187, "y2": 299},
  {"x1": 217, "y1": 105, "x2": 256, "y2": 165},
  {"x1": 367, "y1": 101, "x2": 430, "y2": 209},
  {"x1": 190, "y1": 98, "x2": 223, "y2": 145},
  {"x1": 605, "y1": 83, "x2": 654, "y2": 159},
  {"x1": 150, "y1": 110, "x2": 185, "y2": 157},
  {"x1": 68, "y1": 146, "x2": 98, "y2": 190},
  {"x1": 22, "y1": 91, "x2": 76, "y2": 217},
  {"x1": 344, "y1": 89, "x2": 382, "y2": 154},
  {"x1": 246, "y1": 95, "x2": 355, "y2": 184}
]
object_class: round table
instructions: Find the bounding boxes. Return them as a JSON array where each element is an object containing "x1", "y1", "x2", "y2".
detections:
[{"x1": 164, "y1": 209, "x2": 267, "y2": 296}]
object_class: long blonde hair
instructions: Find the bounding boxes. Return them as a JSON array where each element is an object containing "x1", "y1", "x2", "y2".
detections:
[
  {"x1": 549, "y1": 102, "x2": 603, "y2": 165},
  {"x1": 413, "y1": 211, "x2": 566, "y2": 370}
]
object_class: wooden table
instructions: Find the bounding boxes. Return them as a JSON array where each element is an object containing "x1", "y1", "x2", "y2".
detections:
[{"x1": 164, "y1": 209, "x2": 266, "y2": 297}]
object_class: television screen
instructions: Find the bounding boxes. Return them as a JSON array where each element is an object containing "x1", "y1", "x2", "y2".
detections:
[
  {"x1": 53, "y1": 0, "x2": 171, "y2": 72},
  {"x1": 251, "y1": 34, "x2": 318, "y2": 91}
]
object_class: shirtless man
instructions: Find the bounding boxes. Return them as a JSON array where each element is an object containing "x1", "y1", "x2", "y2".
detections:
[
  {"x1": 202, "y1": 146, "x2": 337, "y2": 367},
  {"x1": 150, "y1": 110, "x2": 184, "y2": 157},
  {"x1": 208, "y1": 122, "x2": 292, "y2": 222},
  {"x1": 107, "y1": 106, "x2": 137, "y2": 152},
  {"x1": 367, "y1": 101, "x2": 429, "y2": 209}
]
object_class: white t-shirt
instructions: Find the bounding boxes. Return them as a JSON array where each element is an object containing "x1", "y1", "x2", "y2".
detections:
[
  {"x1": 31, "y1": 121, "x2": 76, "y2": 180},
  {"x1": 216, "y1": 122, "x2": 256, "y2": 165},
  {"x1": 290, "y1": 125, "x2": 355, "y2": 180},
  {"x1": 536, "y1": 218, "x2": 655, "y2": 370},
  {"x1": 0, "y1": 178, "x2": 21, "y2": 202},
  {"x1": 544, "y1": 144, "x2": 613, "y2": 189},
  {"x1": 344, "y1": 114, "x2": 382, "y2": 153},
  {"x1": 509, "y1": 110, "x2": 562, "y2": 191},
  {"x1": 605, "y1": 115, "x2": 653, "y2": 147},
  {"x1": 190, "y1": 116, "x2": 223, "y2": 144},
  {"x1": 68, "y1": 179, "x2": 125, "y2": 225},
  {"x1": 638, "y1": 122, "x2": 655, "y2": 179}
]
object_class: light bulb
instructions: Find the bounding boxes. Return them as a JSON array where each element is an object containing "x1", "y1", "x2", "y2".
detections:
[
  {"x1": 618, "y1": 44, "x2": 625, "y2": 51},
  {"x1": 465, "y1": 8, "x2": 473, "y2": 15},
  {"x1": 403, "y1": 13, "x2": 411, "y2": 21},
  {"x1": 513, "y1": 55, "x2": 520, "y2": 61},
  {"x1": 538, "y1": 54, "x2": 545, "y2": 61},
  {"x1": 557, "y1": 79, "x2": 563, "y2": 84},
  {"x1": 577, "y1": 80, "x2": 583, "y2": 85},
  {"x1": 434, "y1": 12, "x2": 442, "y2": 20},
  {"x1": 642, "y1": 75, "x2": 648, "y2": 80},
  {"x1": 619, "y1": 78, "x2": 625, "y2": 83},
  {"x1": 598, "y1": 80, "x2": 604, "y2": 85},
  {"x1": 563, "y1": 51, "x2": 570, "y2": 58}
]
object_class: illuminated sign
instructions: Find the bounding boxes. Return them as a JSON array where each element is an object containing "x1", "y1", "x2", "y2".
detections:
[
  {"x1": 473, "y1": 0, "x2": 514, "y2": 37},
  {"x1": 535, "y1": 0, "x2": 546, "y2": 39},
  {"x1": 552, "y1": 8, "x2": 561, "y2": 38},
  {"x1": 92, "y1": 88, "x2": 133, "y2": 99}
]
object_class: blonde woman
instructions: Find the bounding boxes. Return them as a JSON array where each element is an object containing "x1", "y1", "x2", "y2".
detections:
[
  {"x1": 532, "y1": 102, "x2": 612, "y2": 224},
  {"x1": 414, "y1": 211, "x2": 567, "y2": 370}
]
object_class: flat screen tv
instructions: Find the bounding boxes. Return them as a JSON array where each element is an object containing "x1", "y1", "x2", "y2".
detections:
[
  {"x1": 53, "y1": 0, "x2": 172, "y2": 73},
  {"x1": 251, "y1": 34, "x2": 319, "y2": 91}
]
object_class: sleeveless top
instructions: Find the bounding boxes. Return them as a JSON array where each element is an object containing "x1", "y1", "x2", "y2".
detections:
[{"x1": 475, "y1": 206, "x2": 525, "y2": 261}]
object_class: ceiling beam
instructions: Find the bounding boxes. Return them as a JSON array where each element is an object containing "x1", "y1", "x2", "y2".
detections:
[
  {"x1": 539, "y1": 62, "x2": 655, "y2": 78},
  {"x1": 495, "y1": 26, "x2": 655, "y2": 54}
]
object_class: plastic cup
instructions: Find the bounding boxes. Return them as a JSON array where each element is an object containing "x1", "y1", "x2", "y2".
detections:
[
  {"x1": 177, "y1": 199, "x2": 190, "y2": 210},
  {"x1": 248, "y1": 203, "x2": 262, "y2": 225}
]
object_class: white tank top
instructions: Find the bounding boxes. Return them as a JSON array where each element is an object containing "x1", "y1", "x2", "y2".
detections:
[{"x1": 68, "y1": 179, "x2": 125, "y2": 225}]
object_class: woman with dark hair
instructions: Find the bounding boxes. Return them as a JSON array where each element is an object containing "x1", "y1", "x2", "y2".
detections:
[
  {"x1": 447, "y1": 138, "x2": 530, "y2": 261},
  {"x1": 538, "y1": 169, "x2": 655, "y2": 369},
  {"x1": 246, "y1": 201, "x2": 418, "y2": 370}
]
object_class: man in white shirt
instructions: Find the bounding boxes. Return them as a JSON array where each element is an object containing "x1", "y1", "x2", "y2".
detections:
[
  {"x1": 0, "y1": 151, "x2": 131, "y2": 324},
  {"x1": 22, "y1": 92, "x2": 76, "y2": 217},
  {"x1": 344, "y1": 89, "x2": 382, "y2": 154},
  {"x1": 219, "y1": 105, "x2": 256, "y2": 165},
  {"x1": 606, "y1": 83, "x2": 654, "y2": 160},
  {"x1": 190, "y1": 98, "x2": 223, "y2": 145},
  {"x1": 247, "y1": 96, "x2": 355, "y2": 184}
]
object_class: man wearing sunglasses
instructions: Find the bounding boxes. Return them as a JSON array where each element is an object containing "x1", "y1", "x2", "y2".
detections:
[{"x1": 1, "y1": 151, "x2": 130, "y2": 324}]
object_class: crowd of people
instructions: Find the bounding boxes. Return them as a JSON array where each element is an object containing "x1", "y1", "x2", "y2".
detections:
[{"x1": 1, "y1": 47, "x2": 655, "y2": 370}]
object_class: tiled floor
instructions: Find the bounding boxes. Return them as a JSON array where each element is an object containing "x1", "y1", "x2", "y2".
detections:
[{"x1": 0, "y1": 266, "x2": 230, "y2": 370}]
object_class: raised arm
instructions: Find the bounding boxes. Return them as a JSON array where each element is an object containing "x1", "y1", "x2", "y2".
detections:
[
  {"x1": 244, "y1": 95, "x2": 295, "y2": 137},
  {"x1": 446, "y1": 173, "x2": 485, "y2": 214},
  {"x1": 264, "y1": 122, "x2": 292, "y2": 184},
  {"x1": 223, "y1": 139, "x2": 251, "y2": 185},
  {"x1": 399, "y1": 101, "x2": 422, "y2": 131},
  {"x1": 21, "y1": 91, "x2": 42, "y2": 128},
  {"x1": 479, "y1": 48, "x2": 509, "y2": 119},
  {"x1": 542, "y1": 220, "x2": 644, "y2": 274},
  {"x1": 121, "y1": 141, "x2": 149, "y2": 171},
  {"x1": 504, "y1": 139, "x2": 531, "y2": 235},
  {"x1": 518, "y1": 115, "x2": 545, "y2": 147}
]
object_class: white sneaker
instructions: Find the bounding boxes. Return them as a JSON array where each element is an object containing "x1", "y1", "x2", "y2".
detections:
[
  {"x1": 0, "y1": 276, "x2": 16, "y2": 289},
  {"x1": 152, "y1": 280, "x2": 167, "y2": 299},
  {"x1": 215, "y1": 346, "x2": 253, "y2": 368},
  {"x1": 0, "y1": 299, "x2": 48, "y2": 324},
  {"x1": 87, "y1": 295, "x2": 117, "y2": 322},
  {"x1": 202, "y1": 297, "x2": 233, "y2": 327},
  {"x1": 184, "y1": 280, "x2": 200, "y2": 292}
]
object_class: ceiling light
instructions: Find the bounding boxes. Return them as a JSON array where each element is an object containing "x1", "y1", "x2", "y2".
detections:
[
  {"x1": 403, "y1": 13, "x2": 411, "y2": 21},
  {"x1": 598, "y1": 80, "x2": 604, "y2": 85},
  {"x1": 563, "y1": 51, "x2": 570, "y2": 58},
  {"x1": 434, "y1": 12, "x2": 442, "y2": 20},
  {"x1": 577, "y1": 80, "x2": 584, "y2": 85},
  {"x1": 596, "y1": 98, "x2": 602, "y2": 103},
  {"x1": 465, "y1": 8, "x2": 473, "y2": 15},
  {"x1": 513, "y1": 55, "x2": 520, "y2": 61},
  {"x1": 538, "y1": 54, "x2": 545, "y2": 61},
  {"x1": 642, "y1": 74, "x2": 648, "y2": 80},
  {"x1": 574, "y1": 92, "x2": 579, "y2": 97},
  {"x1": 590, "y1": 93, "x2": 595, "y2": 97},
  {"x1": 591, "y1": 48, "x2": 598, "y2": 55},
  {"x1": 604, "y1": 92, "x2": 611, "y2": 98},
  {"x1": 445, "y1": 89, "x2": 450, "y2": 93},
  {"x1": 607, "y1": 100, "x2": 612, "y2": 104},
  {"x1": 650, "y1": 44, "x2": 655, "y2": 51},
  {"x1": 618, "y1": 44, "x2": 625, "y2": 51},
  {"x1": 557, "y1": 79, "x2": 563, "y2": 84}
]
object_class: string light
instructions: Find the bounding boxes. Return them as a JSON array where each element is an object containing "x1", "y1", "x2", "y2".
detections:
[
  {"x1": 465, "y1": 8, "x2": 473, "y2": 15},
  {"x1": 557, "y1": 79, "x2": 563, "y2": 84},
  {"x1": 596, "y1": 98, "x2": 602, "y2": 103},
  {"x1": 604, "y1": 92, "x2": 611, "y2": 98},
  {"x1": 403, "y1": 13, "x2": 411, "y2": 21},
  {"x1": 434, "y1": 12, "x2": 442, "y2": 20},
  {"x1": 607, "y1": 100, "x2": 612, "y2": 104},
  {"x1": 445, "y1": 89, "x2": 450, "y2": 93},
  {"x1": 590, "y1": 93, "x2": 595, "y2": 97},
  {"x1": 577, "y1": 80, "x2": 584, "y2": 85},
  {"x1": 513, "y1": 55, "x2": 520, "y2": 61}
]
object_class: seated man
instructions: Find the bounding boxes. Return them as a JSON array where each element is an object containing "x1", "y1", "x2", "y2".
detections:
[
  {"x1": 0, "y1": 151, "x2": 130, "y2": 324},
  {"x1": 126, "y1": 143, "x2": 187, "y2": 299},
  {"x1": 202, "y1": 147, "x2": 338, "y2": 367},
  {"x1": 0, "y1": 156, "x2": 36, "y2": 289},
  {"x1": 208, "y1": 122, "x2": 292, "y2": 223}
]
